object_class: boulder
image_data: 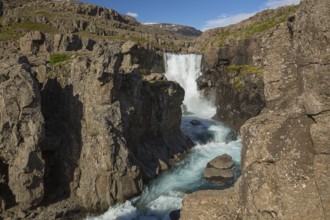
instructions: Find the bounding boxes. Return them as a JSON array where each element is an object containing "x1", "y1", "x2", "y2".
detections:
[
  {"x1": 204, "y1": 168, "x2": 234, "y2": 184},
  {"x1": 225, "y1": 129, "x2": 237, "y2": 143},
  {"x1": 207, "y1": 154, "x2": 234, "y2": 170},
  {"x1": 169, "y1": 209, "x2": 180, "y2": 220},
  {"x1": 190, "y1": 119, "x2": 201, "y2": 126}
]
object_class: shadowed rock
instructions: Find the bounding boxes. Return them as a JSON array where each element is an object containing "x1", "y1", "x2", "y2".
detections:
[{"x1": 204, "y1": 168, "x2": 234, "y2": 184}]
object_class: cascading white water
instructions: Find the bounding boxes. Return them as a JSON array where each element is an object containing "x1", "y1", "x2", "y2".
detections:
[
  {"x1": 164, "y1": 53, "x2": 216, "y2": 118},
  {"x1": 87, "y1": 54, "x2": 242, "y2": 220}
]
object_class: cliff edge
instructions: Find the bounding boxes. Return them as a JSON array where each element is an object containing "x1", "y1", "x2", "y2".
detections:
[{"x1": 181, "y1": 0, "x2": 330, "y2": 219}]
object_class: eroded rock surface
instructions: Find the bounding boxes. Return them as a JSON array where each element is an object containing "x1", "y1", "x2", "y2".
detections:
[
  {"x1": 0, "y1": 51, "x2": 45, "y2": 209},
  {"x1": 0, "y1": 30, "x2": 192, "y2": 218},
  {"x1": 207, "y1": 154, "x2": 234, "y2": 170},
  {"x1": 239, "y1": 0, "x2": 330, "y2": 218},
  {"x1": 181, "y1": 188, "x2": 240, "y2": 220},
  {"x1": 182, "y1": 0, "x2": 330, "y2": 219}
]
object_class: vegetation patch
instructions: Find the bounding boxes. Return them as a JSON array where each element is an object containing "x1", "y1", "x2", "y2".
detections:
[
  {"x1": 226, "y1": 65, "x2": 263, "y2": 90},
  {"x1": 216, "y1": 6, "x2": 298, "y2": 46},
  {"x1": 233, "y1": 80, "x2": 245, "y2": 90},
  {"x1": 226, "y1": 65, "x2": 263, "y2": 76},
  {"x1": 49, "y1": 53, "x2": 70, "y2": 65},
  {"x1": 8, "y1": 21, "x2": 57, "y2": 34},
  {"x1": 0, "y1": 21, "x2": 57, "y2": 41}
]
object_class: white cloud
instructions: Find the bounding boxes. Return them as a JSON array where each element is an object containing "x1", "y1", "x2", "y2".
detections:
[
  {"x1": 265, "y1": 0, "x2": 301, "y2": 9},
  {"x1": 126, "y1": 12, "x2": 138, "y2": 18},
  {"x1": 202, "y1": 12, "x2": 256, "y2": 31},
  {"x1": 201, "y1": 0, "x2": 300, "y2": 31},
  {"x1": 143, "y1": 22, "x2": 160, "y2": 25}
]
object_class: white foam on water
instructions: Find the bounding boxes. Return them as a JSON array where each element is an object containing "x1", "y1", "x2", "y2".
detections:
[
  {"x1": 164, "y1": 53, "x2": 216, "y2": 118},
  {"x1": 87, "y1": 54, "x2": 242, "y2": 220},
  {"x1": 88, "y1": 117, "x2": 242, "y2": 220}
]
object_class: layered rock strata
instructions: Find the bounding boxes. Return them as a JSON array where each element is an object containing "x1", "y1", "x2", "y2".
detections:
[{"x1": 204, "y1": 154, "x2": 234, "y2": 184}]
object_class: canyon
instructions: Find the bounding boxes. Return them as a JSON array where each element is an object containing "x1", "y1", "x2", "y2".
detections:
[{"x1": 0, "y1": 0, "x2": 329, "y2": 219}]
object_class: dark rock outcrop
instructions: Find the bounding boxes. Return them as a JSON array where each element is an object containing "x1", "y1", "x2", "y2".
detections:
[{"x1": 169, "y1": 209, "x2": 181, "y2": 220}]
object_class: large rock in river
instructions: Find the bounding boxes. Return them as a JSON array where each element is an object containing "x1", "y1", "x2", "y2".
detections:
[{"x1": 207, "y1": 154, "x2": 234, "y2": 169}]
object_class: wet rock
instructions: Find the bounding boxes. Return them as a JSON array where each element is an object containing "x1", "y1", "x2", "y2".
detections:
[
  {"x1": 169, "y1": 209, "x2": 180, "y2": 220},
  {"x1": 207, "y1": 154, "x2": 234, "y2": 170},
  {"x1": 225, "y1": 129, "x2": 237, "y2": 143},
  {"x1": 204, "y1": 168, "x2": 234, "y2": 184},
  {"x1": 190, "y1": 119, "x2": 201, "y2": 126}
]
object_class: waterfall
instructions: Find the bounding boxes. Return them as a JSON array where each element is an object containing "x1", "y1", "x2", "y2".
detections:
[
  {"x1": 164, "y1": 53, "x2": 216, "y2": 118},
  {"x1": 87, "y1": 54, "x2": 242, "y2": 220}
]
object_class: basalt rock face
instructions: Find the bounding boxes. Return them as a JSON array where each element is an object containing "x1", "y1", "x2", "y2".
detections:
[
  {"x1": 0, "y1": 31, "x2": 192, "y2": 218},
  {"x1": 191, "y1": 6, "x2": 298, "y2": 130},
  {"x1": 194, "y1": 28, "x2": 267, "y2": 130},
  {"x1": 0, "y1": 51, "x2": 45, "y2": 209},
  {"x1": 240, "y1": 0, "x2": 330, "y2": 218},
  {"x1": 182, "y1": 0, "x2": 330, "y2": 219}
]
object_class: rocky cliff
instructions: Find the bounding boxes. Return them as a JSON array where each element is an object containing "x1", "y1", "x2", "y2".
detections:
[
  {"x1": 181, "y1": 0, "x2": 330, "y2": 219},
  {"x1": 0, "y1": 0, "x2": 195, "y2": 52},
  {"x1": 190, "y1": 5, "x2": 298, "y2": 129},
  {"x1": 0, "y1": 1, "x2": 195, "y2": 218},
  {"x1": 0, "y1": 33, "x2": 193, "y2": 218}
]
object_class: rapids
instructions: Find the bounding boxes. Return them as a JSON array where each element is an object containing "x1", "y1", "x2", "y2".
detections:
[{"x1": 87, "y1": 53, "x2": 242, "y2": 220}]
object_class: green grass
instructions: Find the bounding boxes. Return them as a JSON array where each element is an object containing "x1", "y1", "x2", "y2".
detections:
[
  {"x1": 227, "y1": 65, "x2": 263, "y2": 76},
  {"x1": 233, "y1": 80, "x2": 245, "y2": 90},
  {"x1": 0, "y1": 21, "x2": 58, "y2": 41},
  {"x1": 77, "y1": 31, "x2": 147, "y2": 45},
  {"x1": 8, "y1": 21, "x2": 57, "y2": 34},
  {"x1": 227, "y1": 65, "x2": 263, "y2": 90},
  {"x1": 49, "y1": 53, "x2": 70, "y2": 65},
  {"x1": 216, "y1": 6, "x2": 298, "y2": 46}
]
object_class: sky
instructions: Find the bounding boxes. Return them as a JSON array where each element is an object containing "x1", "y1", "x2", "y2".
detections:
[{"x1": 81, "y1": 0, "x2": 301, "y2": 31}]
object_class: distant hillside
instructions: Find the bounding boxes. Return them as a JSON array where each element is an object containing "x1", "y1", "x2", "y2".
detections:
[
  {"x1": 144, "y1": 23, "x2": 202, "y2": 37},
  {"x1": 192, "y1": 5, "x2": 298, "y2": 51},
  {"x1": 0, "y1": 0, "x2": 198, "y2": 51}
]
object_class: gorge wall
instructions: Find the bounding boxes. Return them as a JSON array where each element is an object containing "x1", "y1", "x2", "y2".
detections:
[
  {"x1": 0, "y1": 32, "x2": 192, "y2": 220},
  {"x1": 190, "y1": 6, "x2": 298, "y2": 130},
  {"x1": 0, "y1": 0, "x2": 329, "y2": 219},
  {"x1": 0, "y1": 0, "x2": 200, "y2": 218},
  {"x1": 181, "y1": 0, "x2": 330, "y2": 219}
]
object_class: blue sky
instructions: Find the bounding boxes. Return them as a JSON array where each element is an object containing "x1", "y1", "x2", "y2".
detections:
[{"x1": 81, "y1": 0, "x2": 300, "y2": 30}]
